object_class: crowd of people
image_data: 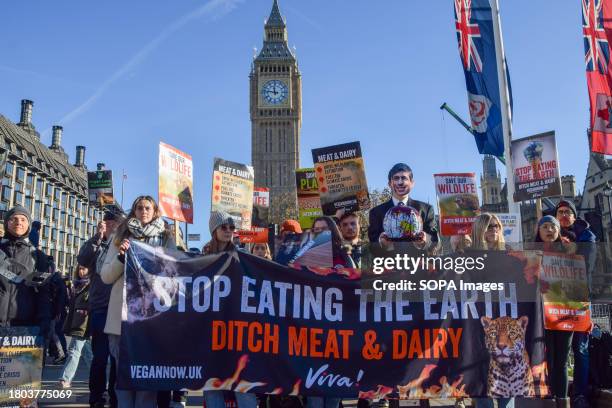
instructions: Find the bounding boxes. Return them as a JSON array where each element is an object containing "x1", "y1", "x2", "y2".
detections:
[{"x1": 0, "y1": 162, "x2": 604, "y2": 408}]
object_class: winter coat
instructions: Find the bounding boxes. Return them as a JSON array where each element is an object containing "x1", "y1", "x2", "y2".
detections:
[
  {"x1": 77, "y1": 234, "x2": 113, "y2": 312},
  {"x1": 100, "y1": 224, "x2": 175, "y2": 336},
  {"x1": 0, "y1": 236, "x2": 51, "y2": 334},
  {"x1": 63, "y1": 279, "x2": 90, "y2": 337}
]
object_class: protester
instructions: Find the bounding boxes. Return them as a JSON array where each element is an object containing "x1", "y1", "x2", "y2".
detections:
[
  {"x1": 337, "y1": 212, "x2": 364, "y2": 268},
  {"x1": 368, "y1": 163, "x2": 440, "y2": 253},
  {"x1": 274, "y1": 219, "x2": 303, "y2": 265},
  {"x1": 471, "y1": 213, "x2": 507, "y2": 251},
  {"x1": 450, "y1": 234, "x2": 472, "y2": 253},
  {"x1": 48, "y1": 257, "x2": 69, "y2": 364},
  {"x1": 101, "y1": 196, "x2": 175, "y2": 408},
  {"x1": 535, "y1": 215, "x2": 572, "y2": 408},
  {"x1": 554, "y1": 200, "x2": 596, "y2": 408},
  {"x1": 0, "y1": 205, "x2": 51, "y2": 341},
  {"x1": 78, "y1": 210, "x2": 123, "y2": 408},
  {"x1": 251, "y1": 242, "x2": 272, "y2": 260},
  {"x1": 471, "y1": 213, "x2": 514, "y2": 408},
  {"x1": 280, "y1": 219, "x2": 302, "y2": 240},
  {"x1": 202, "y1": 210, "x2": 257, "y2": 408},
  {"x1": 59, "y1": 264, "x2": 93, "y2": 388}
]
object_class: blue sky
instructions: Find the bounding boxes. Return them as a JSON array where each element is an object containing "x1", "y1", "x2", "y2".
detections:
[{"x1": 0, "y1": 0, "x2": 597, "y2": 244}]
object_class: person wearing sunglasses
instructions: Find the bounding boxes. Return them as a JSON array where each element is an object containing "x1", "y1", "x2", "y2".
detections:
[
  {"x1": 202, "y1": 211, "x2": 257, "y2": 408},
  {"x1": 100, "y1": 195, "x2": 176, "y2": 408},
  {"x1": 202, "y1": 211, "x2": 238, "y2": 255},
  {"x1": 471, "y1": 213, "x2": 507, "y2": 251}
]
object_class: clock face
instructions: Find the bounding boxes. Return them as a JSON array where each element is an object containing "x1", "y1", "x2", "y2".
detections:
[{"x1": 261, "y1": 80, "x2": 288, "y2": 105}]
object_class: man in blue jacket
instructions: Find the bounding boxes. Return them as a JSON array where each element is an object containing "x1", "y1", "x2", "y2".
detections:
[{"x1": 555, "y1": 200, "x2": 596, "y2": 408}]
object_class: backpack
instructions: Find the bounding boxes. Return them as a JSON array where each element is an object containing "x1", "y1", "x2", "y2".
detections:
[{"x1": 589, "y1": 329, "x2": 612, "y2": 389}]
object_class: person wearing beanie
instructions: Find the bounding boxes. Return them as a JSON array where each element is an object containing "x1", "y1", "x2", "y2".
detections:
[
  {"x1": 78, "y1": 208, "x2": 125, "y2": 408},
  {"x1": 554, "y1": 201, "x2": 596, "y2": 408},
  {"x1": 0, "y1": 205, "x2": 51, "y2": 341},
  {"x1": 202, "y1": 211, "x2": 236, "y2": 255},
  {"x1": 280, "y1": 219, "x2": 302, "y2": 238},
  {"x1": 202, "y1": 212, "x2": 257, "y2": 408},
  {"x1": 533, "y1": 213, "x2": 574, "y2": 408}
]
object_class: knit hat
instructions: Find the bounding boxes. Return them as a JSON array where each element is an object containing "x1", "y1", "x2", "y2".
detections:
[
  {"x1": 281, "y1": 219, "x2": 302, "y2": 234},
  {"x1": 209, "y1": 211, "x2": 235, "y2": 235},
  {"x1": 3, "y1": 205, "x2": 32, "y2": 237},
  {"x1": 555, "y1": 200, "x2": 577, "y2": 218},
  {"x1": 538, "y1": 215, "x2": 560, "y2": 230}
]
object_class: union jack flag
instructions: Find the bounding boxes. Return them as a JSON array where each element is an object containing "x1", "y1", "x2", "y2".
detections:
[
  {"x1": 583, "y1": 0, "x2": 609, "y2": 73},
  {"x1": 455, "y1": 0, "x2": 482, "y2": 72}
]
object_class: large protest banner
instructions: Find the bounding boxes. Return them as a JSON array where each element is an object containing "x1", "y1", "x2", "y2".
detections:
[
  {"x1": 237, "y1": 188, "x2": 269, "y2": 244},
  {"x1": 0, "y1": 327, "x2": 44, "y2": 407},
  {"x1": 87, "y1": 170, "x2": 114, "y2": 206},
  {"x1": 211, "y1": 158, "x2": 255, "y2": 230},
  {"x1": 541, "y1": 252, "x2": 591, "y2": 332},
  {"x1": 434, "y1": 173, "x2": 480, "y2": 236},
  {"x1": 159, "y1": 142, "x2": 194, "y2": 223},
  {"x1": 296, "y1": 168, "x2": 323, "y2": 229},
  {"x1": 311, "y1": 142, "x2": 370, "y2": 216},
  {"x1": 118, "y1": 242, "x2": 548, "y2": 399},
  {"x1": 511, "y1": 132, "x2": 561, "y2": 202}
]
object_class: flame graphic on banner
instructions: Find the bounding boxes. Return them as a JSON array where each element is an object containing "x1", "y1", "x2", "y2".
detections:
[
  {"x1": 532, "y1": 362, "x2": 549, "y2": 397},
  {"x1": 358, "y1": 385, "x2": 394, "y2": 400},
  {"x1": 200, "y1": 355, "x2": 302, "y2": 395},
  {"x1": 358, "y1": 365, "x2": 468, "y2": 400}
]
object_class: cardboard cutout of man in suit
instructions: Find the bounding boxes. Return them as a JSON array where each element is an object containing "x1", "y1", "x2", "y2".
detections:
[{"x1": 368, "y1": 163, "x2": 440, "y2": 253}]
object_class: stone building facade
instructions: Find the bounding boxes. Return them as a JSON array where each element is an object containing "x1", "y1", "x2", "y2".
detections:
[
  {"x1": 250, "y1": 0, "x2": 302, "y2": 223},
  {"x1": 0, "y1": 100, "x2": 102, "y2": 274}
]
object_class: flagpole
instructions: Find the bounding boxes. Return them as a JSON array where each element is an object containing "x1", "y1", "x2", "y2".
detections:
[{"x1": 491, "y1": 0, "x2": 521, "y2": 225}]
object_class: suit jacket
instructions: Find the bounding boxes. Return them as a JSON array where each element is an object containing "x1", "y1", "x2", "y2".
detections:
[{"x1": 367, "y1": 198, "x2": 440, "y2": 252}]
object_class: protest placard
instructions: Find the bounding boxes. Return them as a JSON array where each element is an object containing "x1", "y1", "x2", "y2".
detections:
[
  {"x1": 211, "y1": 158, "x2": 255, "y2": 230},
  {"x1": 434, "y1": 173, "x2": 480, "y2": 236},
  {"x1": 312, "y1": 142, "x2": 370, "y2": 215},
  {"x1": 159, "y1": 142, "x2": 194, "y2": 223},
  {"x1": 511, "y1": 131, "x2": 561, "y2": 202}
]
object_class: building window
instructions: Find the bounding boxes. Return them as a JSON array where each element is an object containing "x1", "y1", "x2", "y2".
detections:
[
  {"x1": 5, "y1": 162, "x2": 14, "y2": 176},
  {"x1": 53, "y1": 208, "x2": 60, "y2": 221},
  {"x1": 46, "y1": 184, "x2": 53, "y2": 198},
  {"x1": 44, "y1": 205, "x2": 52, "y2": 219},
  {"x1": 26, "y1": 174, "x2": 34, "y2": 190},
  {"x1": 2, "y1": 186, "x2": 12, "y2": 202},
  {"x1": 43, "y1": 226, "x2": 50, "y2": 239},
  {"x1": 54, "y1": 188, "x2": 61, "y2": 202},
  {"x1": 51, "y1": 228, "x2": 57, "y2": 241},
  {"x1": 14, "y1": 181, "x2": 23, "y2": 193},
  {"x1": 24, "y1": 197, "x2": 32, "y2": 211},
  {"x1": 34, "y1": 202, "x2": 42, "y2": 221},
  {"x1": 15, "y1": 167, "x2": 25, "y2": 183},
  {"x1": 36, "y1": 179, "x2": 43, "y2": 197},
  {"x1": 14, "y1": 191, "x2": 23, "y2": 205}
]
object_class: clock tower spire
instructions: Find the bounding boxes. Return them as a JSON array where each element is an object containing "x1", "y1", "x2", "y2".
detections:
[{"x1": 250, "y1": 0, "x2": 302, "y2": 224}]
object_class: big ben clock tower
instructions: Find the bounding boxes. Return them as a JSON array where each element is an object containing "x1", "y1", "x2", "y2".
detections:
[{"x1": 250, "y1": 0, "x2": 301, "y2": 223}]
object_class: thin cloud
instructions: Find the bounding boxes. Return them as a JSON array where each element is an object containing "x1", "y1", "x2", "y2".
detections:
[
  {"x1": 285, "y1": 4, "x2": 324, "y2": 34},
  {"x1": 53, "y1": 0, "x2": 243, "y2": 131}
]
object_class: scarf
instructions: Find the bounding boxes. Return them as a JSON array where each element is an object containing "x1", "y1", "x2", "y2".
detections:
[
  {"x1": 73, "y1": 277, "x2": 90, "y2": 294},
  {"x1": 127, "y1": 217, "x2": 167, "y2": 246}
]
